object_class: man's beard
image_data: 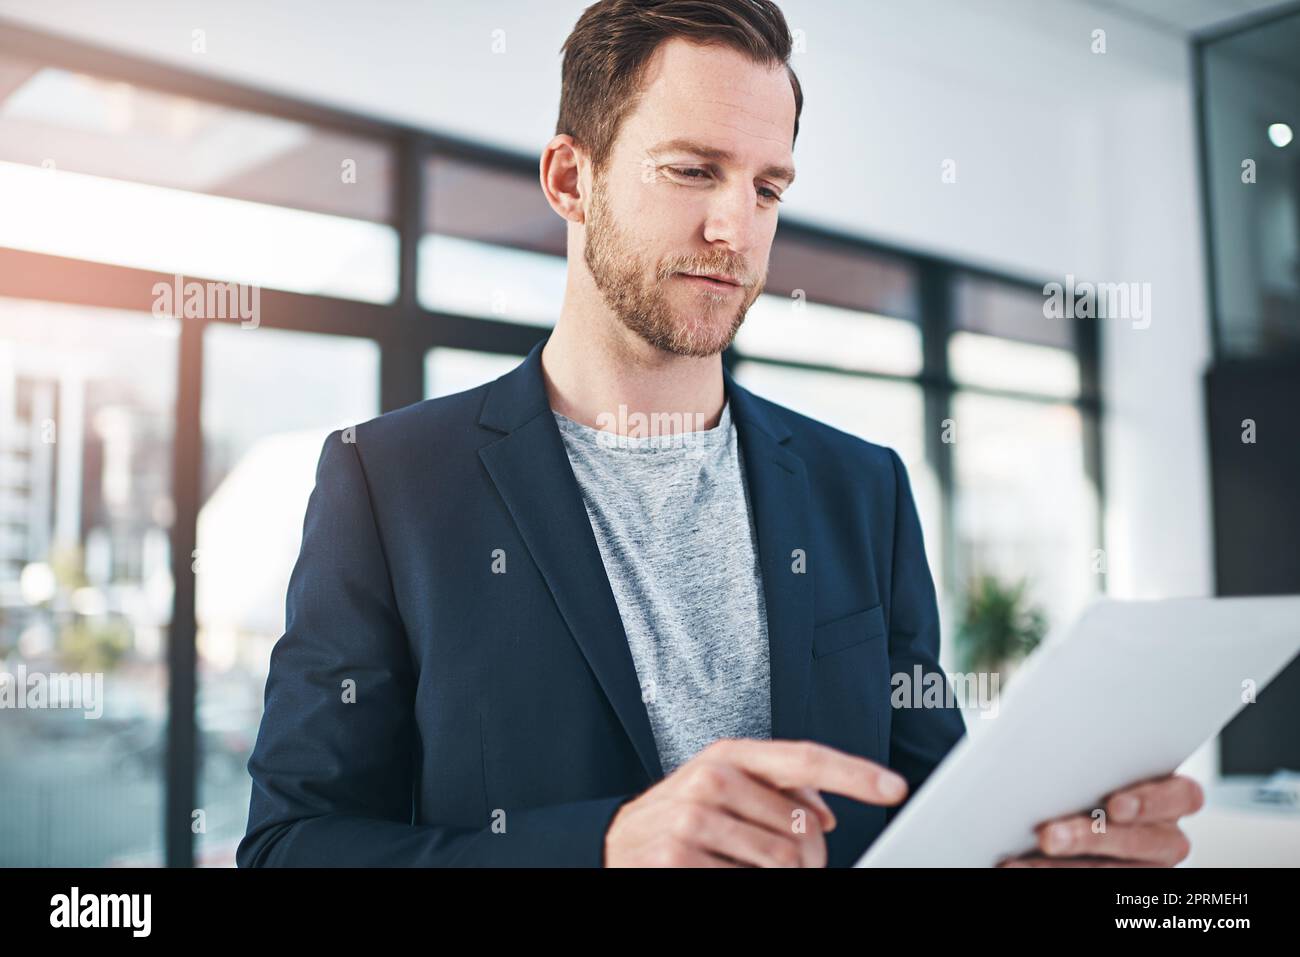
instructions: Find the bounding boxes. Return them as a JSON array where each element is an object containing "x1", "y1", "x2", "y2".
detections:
[{"x1": 583, "y1": 176, "x2": 763, "y2": 358}]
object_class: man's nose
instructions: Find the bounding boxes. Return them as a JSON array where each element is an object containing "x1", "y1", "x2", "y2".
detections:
[{"x1": 701, "y1": 181, "x2": 759, "y2": 262}]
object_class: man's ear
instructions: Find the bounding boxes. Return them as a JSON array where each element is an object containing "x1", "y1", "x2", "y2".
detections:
[{"x1": 540, "y1": 134, "x2": 586, "y2": 225}]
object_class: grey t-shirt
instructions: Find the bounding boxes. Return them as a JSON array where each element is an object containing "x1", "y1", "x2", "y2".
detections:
[{"x1": 552, "y1": 399, "x2": 772, "y2": 776}]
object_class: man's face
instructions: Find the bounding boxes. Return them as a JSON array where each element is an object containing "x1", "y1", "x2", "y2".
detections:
[{"x1": 582, "y1": 37, "x2": 797, "y2": 358}]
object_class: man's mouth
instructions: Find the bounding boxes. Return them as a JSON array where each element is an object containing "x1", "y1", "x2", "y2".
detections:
[{"x1": 675, "y1": 272, "x2": 742, "y2": 291}]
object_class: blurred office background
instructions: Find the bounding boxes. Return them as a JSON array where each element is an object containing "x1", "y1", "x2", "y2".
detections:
[{"x1": 0, "y1": 0, "x2": 1296, "y2": 866}]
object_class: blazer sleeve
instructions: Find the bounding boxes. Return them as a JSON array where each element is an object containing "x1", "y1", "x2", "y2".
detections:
[
  {"x1": 882, "y1": 448, "x2": 967, "y2": 825},
  {"x1": 237, "y1": 430, "x2": 635, "y2": 867}
]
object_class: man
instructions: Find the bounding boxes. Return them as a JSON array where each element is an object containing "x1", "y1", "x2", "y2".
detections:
[{"x1": 238, "y1": 0, "x2": 1201, "y2": 868}]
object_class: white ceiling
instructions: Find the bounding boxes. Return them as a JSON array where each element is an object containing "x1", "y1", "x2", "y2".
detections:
[{"x1": 1081, "y1": 0, "x2": 1291, "y2": 34}]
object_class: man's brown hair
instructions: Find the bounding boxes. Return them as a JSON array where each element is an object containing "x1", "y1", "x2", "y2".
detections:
[{"x1": 556, "y1": 0, "x2": 803, "y2": 175}]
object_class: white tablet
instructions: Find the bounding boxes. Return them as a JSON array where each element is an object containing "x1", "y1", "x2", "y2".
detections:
[{"x1": 855, "y1": 595, "x2": 1300, "y2": 867}]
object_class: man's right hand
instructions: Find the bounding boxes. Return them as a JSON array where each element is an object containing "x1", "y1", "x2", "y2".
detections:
[{"x1": 603, "y1": 738, "x2": 909, "y2": 867}]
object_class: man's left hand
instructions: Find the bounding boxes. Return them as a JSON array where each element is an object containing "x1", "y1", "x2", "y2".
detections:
[{"x1": 996, "y1": 773, "x2": 1204, "y2": 867}]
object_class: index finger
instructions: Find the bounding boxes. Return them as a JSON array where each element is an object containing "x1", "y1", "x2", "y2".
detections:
[{"x1": 709, "y1": 738, "x2": 909, "y2": 806}]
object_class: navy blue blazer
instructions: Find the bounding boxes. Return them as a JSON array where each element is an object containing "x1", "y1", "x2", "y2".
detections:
[{"x1": 238, "y1": 335, "x2": 966, "y2": 867}]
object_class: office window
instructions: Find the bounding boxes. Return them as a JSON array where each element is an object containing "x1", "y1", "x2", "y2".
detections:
[
  {"x1": 0, "y1": 298, "x2": 176, "y2": 865},
  {"x1": 735, "y1": 295, "x2": 922, "y2": 376},
  {"x1": 730, "y1": 361, "x2": 942, "y2": 592},
  {"x1": 418, "y1": 235, "x2": 566, "y2": 327},
  {"x1": 195, "y1": 325, "x2": 379, "y2": 866},
  {"x1": 949, "y1": 273, "x2": 1079, "y2": 397},
  {"x1": 948, "y1": 332, "x2": 1080, "y2": 398},
  {"x1": 943, "y1": 271, "x2": 1098, "y2": 645},
  {"x1": 950, "y1": 392, "x2": 1100, "y2": 638},
  {"x1": 764, "y1": 232, "x2": 919, "y2": 322},
  {"x1": 420, "y1": 153, "x2": 567, "y2": 324},
  {"x1": 954, "y1": 273, "x2": 1072, "y2": 348},
  {"x1": 0, "y1": 55, "x2": 398, "y2": 303},
  {"x1": 425, "y1": 347, "x2": 521, "y2": 400},
  {"x1": 1200, "y1": 11, "x2": 1300, "y2": 358}
]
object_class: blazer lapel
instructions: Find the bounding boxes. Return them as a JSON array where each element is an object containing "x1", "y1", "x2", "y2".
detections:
[
  {"x1": 477, "y1": 339, "x2": 665, "y2": 785},
  {"x1": 724, "y1": 368, "x2": 816, "y2": 744}
]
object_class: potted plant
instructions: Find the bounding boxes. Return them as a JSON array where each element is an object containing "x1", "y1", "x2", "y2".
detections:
[{"x1": 953, "y1": 574, "x2": 1048, "y2": 690}]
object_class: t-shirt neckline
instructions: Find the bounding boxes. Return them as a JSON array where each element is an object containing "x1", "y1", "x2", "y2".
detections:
[{"x1": 552, "y1": 399, "x2": 733, "y2": 453}]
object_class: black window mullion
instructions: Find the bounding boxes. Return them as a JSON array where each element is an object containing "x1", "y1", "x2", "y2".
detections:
[
  {"x1": 165, "y1": 314, "x2": 203, "y2": 868},
  {"x1": 382, "y1": 134, "x2": 429, "y2": 412},
  {"x1": 1076, "y1": 304, "x2": 1107, "y2": 592},
  {"x1": 918, "y1": 259, "x2": 957, "y2": 600}
]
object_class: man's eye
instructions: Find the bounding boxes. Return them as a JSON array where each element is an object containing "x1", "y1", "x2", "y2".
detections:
[{"x1": 666, "y1": 167, "x2": 782, "y2": 204}]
